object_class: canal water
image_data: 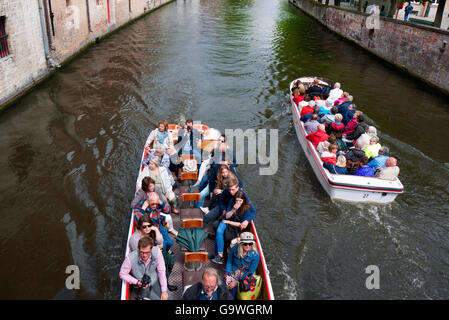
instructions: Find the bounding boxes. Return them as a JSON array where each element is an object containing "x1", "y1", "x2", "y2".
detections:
[{"x1": 1, "y1": 0, "x2": 448, "y2": 299}]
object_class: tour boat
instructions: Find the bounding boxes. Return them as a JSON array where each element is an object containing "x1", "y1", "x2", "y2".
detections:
[
  {"x1": 120, "y1": 123, "x2": 275, "y2": 300},
  {"x1": 290, "y1": 77, "x2": 404, "y2": 203}
]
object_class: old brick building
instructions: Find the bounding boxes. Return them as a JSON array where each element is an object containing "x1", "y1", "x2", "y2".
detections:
[{"x1": 0, "y1": 0, "x2": 172, "y2": 110}]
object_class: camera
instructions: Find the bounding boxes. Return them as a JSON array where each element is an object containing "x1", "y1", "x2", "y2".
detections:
[
  {"x1": 141, "y1": 274, "x2": 151, "y2": 287},
  {"x1": 187, "y1": 125, "x2": 192, "y2": 132}
]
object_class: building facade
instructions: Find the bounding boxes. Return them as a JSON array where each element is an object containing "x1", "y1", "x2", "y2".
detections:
[
  {"x1": 0, "y1": 0, "x2": 172, "y2": 110},
  {"x1": 0, "y1": 0, "x2": 48, "y2": 107}
]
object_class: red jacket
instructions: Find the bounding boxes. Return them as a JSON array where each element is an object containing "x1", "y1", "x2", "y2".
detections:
[
  {"x1": 293, "y1": 95, "x2": 304, "y2": 106},
  {"x1": 320, "y1": 151, "x2": 337, "y2": 165},
  {"x1": 306, "y1": 130, "x2": 329, "y2": 148},
  {"x1": 300, "y1": 106, "x2": 314, "y2": 117}
]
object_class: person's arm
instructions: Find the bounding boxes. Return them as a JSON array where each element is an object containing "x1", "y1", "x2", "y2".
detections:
[
  {"x1": 145, "y1": 130, "x2": 156, "y2": 148},
  {"x1": 197, "y1": 158, "x2": 211, "y2": 182},
  {"x1": 159, "y1": 200, "x2": 171, "y2": 215},
  {"x1": 155, "y1": 250, "x2": 168, "y2": 299},
  {"x1": 130, "y1": 190, "x2": 145, "y2": 209},
  {"x1": 119, "y1": 256, "x2": 138, "y2": 285},
  {"x1": 241, "y1": 202, "x2": 257, "y2": 228},
  {"x1": 248, "y1": 252, "x2": 260, "y2": 276},
  {"x1": 136, "y1": 167, "x2": 149, "y2": 192},
  {"x1": 225, "y1": 246, "x2": 235, "y2": 275}
]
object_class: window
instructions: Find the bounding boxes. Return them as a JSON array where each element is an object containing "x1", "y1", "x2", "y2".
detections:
[{"x1": 0, "y1": 16, "x2": 9, "y2": 58}]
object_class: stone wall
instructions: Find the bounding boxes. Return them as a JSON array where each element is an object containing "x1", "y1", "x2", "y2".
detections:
[
  {"x1": 45, "y1": 0, "x2": 171, "y2": 63},
  {"x1": 290, "y1": 0, "x2": 449, "y2": 95},
  {"x1": 0, "y1": 0, "x2": 48, "y2": 107},
  {"x1": 0, "y1": 0, "x2": 174, "y2": 111}
]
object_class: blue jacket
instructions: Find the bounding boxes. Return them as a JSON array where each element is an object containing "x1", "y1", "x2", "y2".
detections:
[
  {"x1": 367, "y1": 155, "x2": 388, "y2": 169},
  {"x1": 323, "y1": 162, "x2": 348, "y2": 175},
  {"x1": 354, "y1": 166, "x2": 375, "y2": 177},
  {"x1": 225, "y1": 244, "x2": 260, "y2": 278}
]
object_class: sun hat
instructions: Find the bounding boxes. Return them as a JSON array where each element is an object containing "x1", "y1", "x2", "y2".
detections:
[{"x1": 239, "y1": 232, "x2": 255, "y2": 244}]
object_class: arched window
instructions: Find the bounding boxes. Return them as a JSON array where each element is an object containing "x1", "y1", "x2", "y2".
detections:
[{"x1": 0, "y1": 16, "x2": 9, "y2": 58}]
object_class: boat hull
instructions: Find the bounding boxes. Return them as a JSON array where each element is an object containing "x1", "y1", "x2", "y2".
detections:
[{"x1": 290, "y1": 78, "x2": 404, "y2": 203}]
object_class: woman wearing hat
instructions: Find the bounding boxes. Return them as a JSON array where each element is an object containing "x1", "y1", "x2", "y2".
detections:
[
  {"x1": 211, "y1": 190, "x2": 256, "y2": 265},
  {"x1": 137, "y1": 155, "x2": 179, "y2": 214},
  {"x1": 224, "y1": 232, "x2": 260, "y2": 298}
]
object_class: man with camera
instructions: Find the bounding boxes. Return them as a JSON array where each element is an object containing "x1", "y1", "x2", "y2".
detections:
[
  {"x1": 176, "y1": 118, "x2": 204, "y2": 165},
  {"x1": 119, "y1": 236, "x2": 170, "y2": 300}
]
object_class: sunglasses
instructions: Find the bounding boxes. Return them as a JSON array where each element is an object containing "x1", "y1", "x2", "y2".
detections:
[
  {"x1": 242, "y1": 243, "x2": 252, "y2": 247},
  {"x1": 142, "y1": 225, "x2": 151, "y2": 229},
  {"x1": 149, "y1": 203, "x2": 159, "y2": 206}
]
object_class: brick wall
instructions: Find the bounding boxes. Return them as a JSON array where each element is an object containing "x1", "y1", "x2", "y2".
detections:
[
  {"x1": 0, "y1": 0, "x2": 174, "y2": 110},
  {"x1": 0, "y1": 0, "x2": 47, "y2": 106},
  {"x1": 290, "y1": 0, "x2": 449, "y2": 94}
]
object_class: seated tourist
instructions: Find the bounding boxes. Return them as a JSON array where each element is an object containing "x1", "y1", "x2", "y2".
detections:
[
  {"x1": 321, "y1": 144, "x2": 339, "y2": 165},
  {"x1": 326, "y1": 113, "x2": 344, "y2": 137},
  {"x1": 363, "y1": 136, "x2": 381, "y2": 159},
  {"x1": 292, "y1": 85, "x2": 306, "y2": 106},
  {"x1": 154, "y1": 145, "x2": 175, "y2": 186},
  {"x1": 131, "y1": 176, "x2": 164, "y2": 208},
  {"x1": 304, "y1": 113, "x2": 320, "y2": 134},
  {"x1": 356, "y1": 126, "x2": 378, "y2": 150},
  {"x1": 145, "y1": 120, "x2": 175, "y2": 155},
  {"x1": 343, "y1": 110, "x2": 363, "y2": 136},
  {"x1": 212, "y1": 190, "x2": 257, "y2": 265},
  {"x1": 345, "y1": 142, "x2": 366, "y2": 175},
  {"x1": 333, "y1": 91, "x2": 349, "y2": 107},
  {"x1": 133, "y1": 192, "x2": 175, "y2": 250},
  {"x1": 327, "y1": 82, "x2": 343, "y2": 104},
  {"x1": 224, "y1": 232, "x2": 260, "y2": 299},
  {"x1": 300, "y1": 100, "x2": 316, "y2": 117},
  {"x1": 119, "y1": 236, "x2": 170, "y2": 300},
  {"x1": 138, "y1": 156, "x2": 178, "y2": 213},
  {"x1": 300, "y1": 105, "x2": 320, "y2": 123},
  {"x1": 306, "y1": 124, "x2": 329, "y2": 148},
  {"x1": 203, "y1": 176, "x2": 241, "y2": 225},
  {"x1": 323, "y1": 155, "x2": 348, "y2": 174},
  {"x1": 375, "y1": 157, "x2": 400, "y2": 180},
  {"x1": 367, "y1": 146, "x2": 390, "y2": 170},
  {"x1": 354, "y1": 157, "x2": 375, "y2": 177},
  {"x1": 202, "y1": 163, "x2": 240, "y2": 211},
  {"x1": 343, "y1": 103, "x2": 357, "y2": 126},
  {"x1": 321, "y1": 107, "x2": 338, "y2": 125},
  {"x1": 182, "y1": 268, "x2": 233, "y2": 300},
  {"x1": 318, "y1": 99, "x2": 333, "y2": 117},
  {"x1": 306, "y1": 78, "x2": 323, "y2": 99},
  {"x1": 317, "y1": 134, "x2": 337, "y2": 154},
  {"x1": 337, "y1": 95, "x2": 353, "y2": 115},
  {"x1": 344, "y1": 113, "x2": 368, "y2": 142},
  {"x1": 129, "y1": 215, "x2": 163, "y2": 252}
]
